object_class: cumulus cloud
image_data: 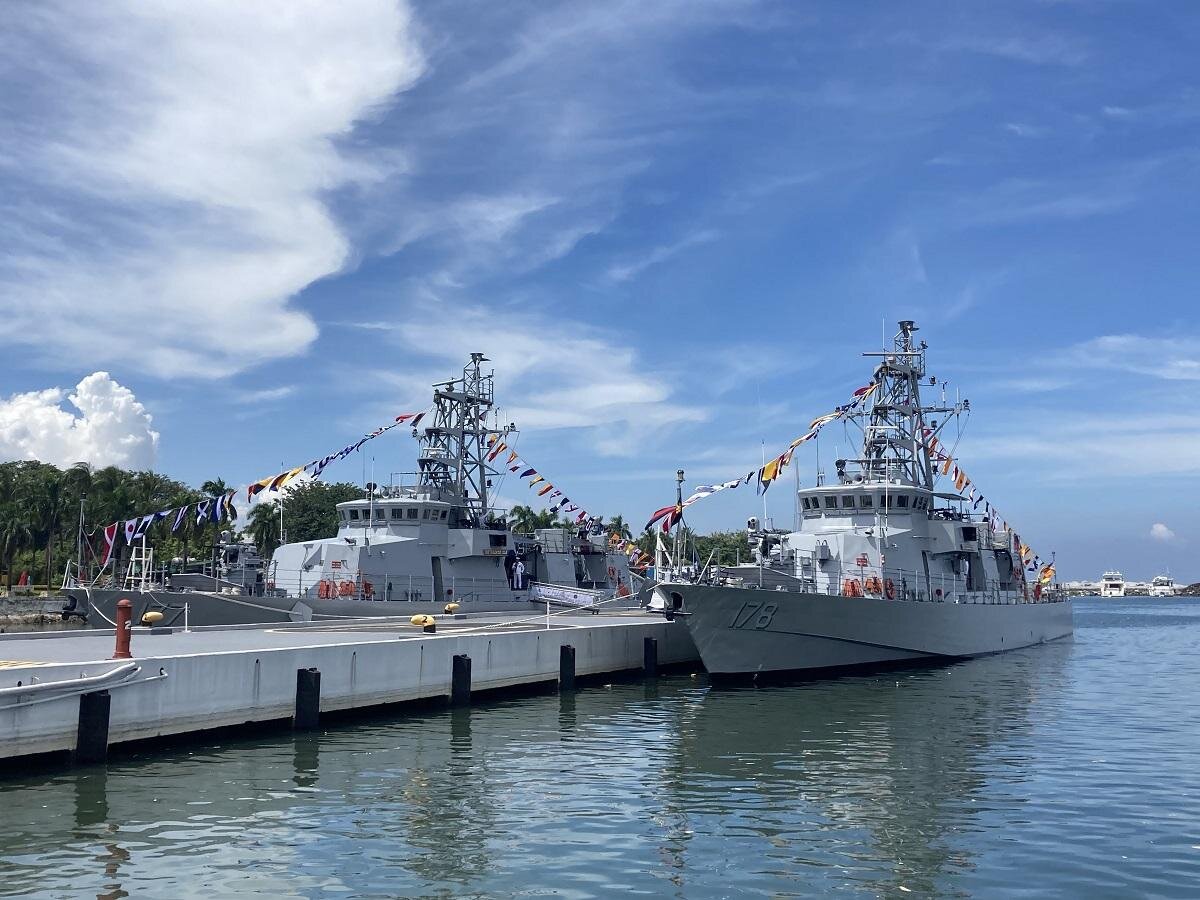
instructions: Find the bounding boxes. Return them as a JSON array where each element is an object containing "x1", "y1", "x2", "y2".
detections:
[
  {"x1": 0, "y1": 373, "x2": 159, "y2": 469},
  {"x1": 0, "y1": 0, "x2": 424, "y2": 378},
  {"x1": 1150, "y1": 523, "x2": 1176, "y2": 542}
]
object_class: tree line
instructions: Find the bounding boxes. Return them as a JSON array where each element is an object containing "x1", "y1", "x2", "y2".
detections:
[
  {"x1": 0, "y1": 460, "x2": 364, "y2": 592},
  {"x1": 0, "y1": 458, "x2": 751, "y2": 591}
]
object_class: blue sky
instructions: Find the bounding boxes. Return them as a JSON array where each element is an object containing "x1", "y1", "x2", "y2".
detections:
[{"x1": 2, "y1": 0, "x2": 1199, "y2": 580}]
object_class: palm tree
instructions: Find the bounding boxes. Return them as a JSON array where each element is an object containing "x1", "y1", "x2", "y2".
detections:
[
  {"x1": 0, "y1": 465, "x2": 32, "y2": 594},
  {"x1": 21, "y1": 464, "x2": 66, "y2": 591},
  {"x1": 246, "y1": 498, "x2": 282, "y2": 558},
  {"x1": 608, "y1": 514, "x2": 632, "y2": 541},
  {"x1": 509, "y1": 504, "x2": 567, "y2": 533}
]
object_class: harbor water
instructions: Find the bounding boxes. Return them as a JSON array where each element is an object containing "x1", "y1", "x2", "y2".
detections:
[{"x1": 1, "y1": 597, "x2": 1197, "y2": 898}]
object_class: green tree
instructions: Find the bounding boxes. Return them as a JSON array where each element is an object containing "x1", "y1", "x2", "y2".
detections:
[
  {"x1": 607, "y1": 514, "x2": 632, "y2": 541},
  {"x1": 263, "y1": 481, "x2": 363, "y2": 546},
  {"x1": 509, "y1": 504, "x2": 565, "y2": 533},
  {"x1": 246, "y1": 499, "x2": 283, "y2": 559},
  {"x1": 694, "y1": 530, "x2": 752, "y2": 568}
]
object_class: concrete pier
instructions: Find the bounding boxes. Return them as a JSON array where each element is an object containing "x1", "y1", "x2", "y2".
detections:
[{"x1": 0, "y1": 611, "x2": 696, "y2": 764}]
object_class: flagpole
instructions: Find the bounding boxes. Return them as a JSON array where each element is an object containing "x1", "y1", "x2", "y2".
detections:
[
  {"x1": 75, "y1": 493, "x2": 86, "y2": 585},
  {"x1": 673, "y1": 469, "x2": 684, "y2": 580}
]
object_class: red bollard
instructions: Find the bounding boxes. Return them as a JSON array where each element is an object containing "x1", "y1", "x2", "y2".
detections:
[{"x1": 112, "y1": 598, "x2": 133, "y2": 660}]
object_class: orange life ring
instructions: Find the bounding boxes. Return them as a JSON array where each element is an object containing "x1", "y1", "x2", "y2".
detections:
[
  {"x1": 842, "y1": 578, "x2": 862, "y2": 597},
  {"x1": 884, "y1": 578, "x2": 896, "y2": 600}
]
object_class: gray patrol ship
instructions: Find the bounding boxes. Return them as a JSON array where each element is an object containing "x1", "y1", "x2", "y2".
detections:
[
  {"x1": 656, "y1": 321, "x2": 1072, "y2": 676},
  {"x1": 65, "y1": 355, "x2": 639, "y2": 627}
]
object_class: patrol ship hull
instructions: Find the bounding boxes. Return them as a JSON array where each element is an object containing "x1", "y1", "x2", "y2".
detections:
[
  {"x1": 63, "y1": 586, "x2": 537, "y2": 628},
  {"x1": 665, "y1": 584, "x2": 1073, "y2": 676}
]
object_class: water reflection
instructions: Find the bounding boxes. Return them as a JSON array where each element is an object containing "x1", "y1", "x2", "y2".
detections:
[
  {"x1": 661, "y1": 646, "x2": 1070, "y2": 895},
  {"x1": 2, "y1": 602, "x2": 1196, "y2": 898}
]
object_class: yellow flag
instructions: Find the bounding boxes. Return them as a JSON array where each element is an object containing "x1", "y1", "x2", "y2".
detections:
[{"x1": 761, "y1": 457, "x2": 781, "y2": 484}]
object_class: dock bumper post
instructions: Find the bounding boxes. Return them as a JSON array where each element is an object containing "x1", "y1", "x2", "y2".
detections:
[
  {"x1": 112, "y1": 598, "x2": 133, "y2": 660},
  {"x1": 451, "y1": 654, "x2": 472, "y2": 706},
  {"x1": 294, "y1": 667, "x2": 321, "y2": 730},
  {"x1": 643, "y1": 636, "x2": 658, "y2": 677},
  {"x1": 76, "y1": 690, "x2": 111, "y2": 764},
  {"x1": 559, "y1": 644, "x2": 576, "y2": 691}
]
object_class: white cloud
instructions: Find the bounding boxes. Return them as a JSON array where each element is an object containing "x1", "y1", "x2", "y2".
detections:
[
  {"x1": 234, "y1": 386, "x2": 297, "y2": 405},
  {"x1": 0, "y1": 373, "x2": 159, "y2": 469},
  {"x1": 1150, "y1": 523, "x2": 1176, "y2": 542},
  {"x1": 377, "y1": 299, "x2": 708, "y2": 456},
  {"x1": 606, "y1": 229, "x2": 720, "y2": 282},
  {"x1": 0, "y1": 0, "x2": 425, "y2": 378},
  {"x1": 1067, "y1": 335, "x2": 1200, "y2": 381}
]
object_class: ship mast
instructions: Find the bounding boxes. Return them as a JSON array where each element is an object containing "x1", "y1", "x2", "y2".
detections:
[
  {"x1": 853, "y1": 320, "x2": 962, "y2": 490},
  {"x1": 415, "y1": 353, "x2": 514, "y2": 517}
]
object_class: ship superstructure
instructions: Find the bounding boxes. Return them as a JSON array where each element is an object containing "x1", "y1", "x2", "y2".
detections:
[
  {"x1": 657, "y1": 321, "x2": 1072, "y2": 675},
  {"x1": 65, "y1": 355, "x2": 636, "y2": 627}
]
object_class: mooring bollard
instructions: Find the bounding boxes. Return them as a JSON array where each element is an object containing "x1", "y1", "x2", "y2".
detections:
[
  {"x1": 559, "y1": 644, "x2": 576, "y2": 692},
  {"x1": 643, "y1": 636, "x2": 658, "y2": 677},
  {"x1": 76, "y1": 690, "x2": 112, "y2": 764},
  {"x1": 112, "y1": 598, "x2": 133, "y2": 660},
  {"x1": 294, "y1": 667, "x2": 321, "y2": 730},
  {"x1": 451, "y1": 654, "x2": 472, "y2": 706}
]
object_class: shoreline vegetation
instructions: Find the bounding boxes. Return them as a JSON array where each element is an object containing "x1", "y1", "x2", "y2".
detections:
[{"x1": 0, "y1": 459, "x2": 755, "y2": 597}]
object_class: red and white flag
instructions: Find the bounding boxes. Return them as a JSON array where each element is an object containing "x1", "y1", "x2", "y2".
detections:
[{"x1": 100, "y1": 522, "x2": 118, "y2": 567}]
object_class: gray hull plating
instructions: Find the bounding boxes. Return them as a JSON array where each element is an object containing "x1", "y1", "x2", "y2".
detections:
[
  {"x1": 66, "y1": 588, "x2": 534, "y2": 628},
  {"x1": 668, "y1": 584, "x2": 1073, "y2": 675}
]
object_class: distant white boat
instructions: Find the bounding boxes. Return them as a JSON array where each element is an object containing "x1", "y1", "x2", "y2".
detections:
[
  {"x1": 1100, "y1": 571, "x2": 1125, "y2": 598},
  {"x1": 1150, "y1": 574, "x2": 1175, "y2": 597}
]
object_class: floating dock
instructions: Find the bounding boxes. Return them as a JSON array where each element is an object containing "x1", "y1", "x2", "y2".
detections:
[{"x1": 0, "y1": 610, "x2": 697, "y2": 765}]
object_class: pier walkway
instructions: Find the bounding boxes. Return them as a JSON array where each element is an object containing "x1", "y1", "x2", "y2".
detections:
[{"x1": 0, "y1": 610, "x2": 697, "y2": 764}]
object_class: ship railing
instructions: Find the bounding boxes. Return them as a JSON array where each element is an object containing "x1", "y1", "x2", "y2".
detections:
[
  {"x1": 266, "y1": 571, "x2": 530, "y2": 605},
  {"x1": 710, "y1": 563, "x2": 1059, "y2": 605}
]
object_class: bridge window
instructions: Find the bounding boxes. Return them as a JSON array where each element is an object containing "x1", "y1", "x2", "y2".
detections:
[
  {"x1": 375, "y1": 508, "x2": 386, "y2": 519},
  {"x1": 407, "y1": 508, "x2": 419, "y2": 519},
  {"x1": 859, "y1": 495, "x2": 873, "y2": 508},
  {"x1": 391, "y1": 508, "x2": 403, "y2": 519},
  {"x1": 896, "y1": 495, "x2": 909, "y2": 508},
  {"x1": 841, "y1": 496, "x2": 856, "y2": 508},
  {"x1": 824, "y1": 496, "x2": 838, "y2": 509},
  {"x1": 439, "y1": 510, "x2": 447, "y2": 519},
  {"x1": 349, "y1": 509, "x2": 360, "y2": 520},
  {"x1": 422, "y1": 508, "x2": 430, "y2": 519}
]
